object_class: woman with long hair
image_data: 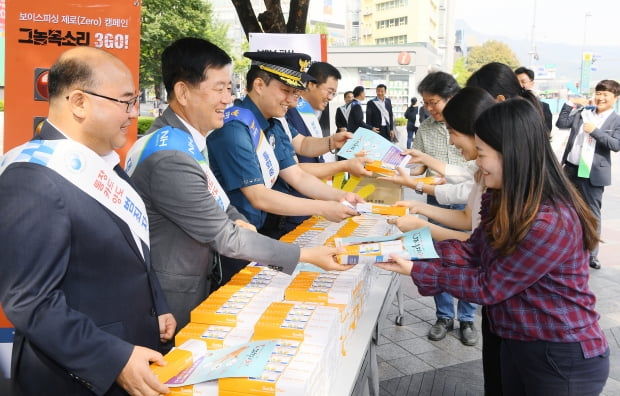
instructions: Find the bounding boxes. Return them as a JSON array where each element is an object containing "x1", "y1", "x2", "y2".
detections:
[
  {"x1": 377, "y1": 98, "x2": 609, "y2": 395},
  {"x1": 386, "y1": 87, "x2": 496, "y2": 241}
]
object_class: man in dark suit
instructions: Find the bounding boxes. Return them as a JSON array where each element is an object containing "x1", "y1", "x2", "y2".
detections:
[
  {"x1": 126, "y1": 38, "x2": 349, "y2": 326},
  {"x1": 335, "y1": 90, "x2": 354, "y2": 132},
  {"x1": 557, "y1": 79, "x2": 620, "y2": 269},
  {"x1": 0, "y1": 47, "x2": 175, "y2": 395},
  {"x1": 365, "y1": 83, "x2": 395, "y2": 141},
  {"x1": 515, "y1": 66, "x2": 553, "y2": 132},
  {"x1": 347, "y1": 86, "x2": 375, "y2": 134}
]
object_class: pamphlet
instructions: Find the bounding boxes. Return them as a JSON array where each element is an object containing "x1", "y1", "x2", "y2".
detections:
[
  {"x1": 334, "y1": 227, "x2": 438, "y2": 264},
  {"x1": 164, "y1": 340, "x2": 278, "y2": 387},
  {"x1": 338, "y1": 127, "x2": 411, "y2": 169}
]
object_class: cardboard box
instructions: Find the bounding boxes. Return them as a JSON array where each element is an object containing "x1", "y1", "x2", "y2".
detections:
[{"x1": 356, "y1": 177, "x2": 403, "y2": 205}]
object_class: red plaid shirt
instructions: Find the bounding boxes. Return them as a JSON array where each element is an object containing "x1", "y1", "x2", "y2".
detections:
[{"x1": 412, "y1": 192, "x2": 607, "y2": 358}]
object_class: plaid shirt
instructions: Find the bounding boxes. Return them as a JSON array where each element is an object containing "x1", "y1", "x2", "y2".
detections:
[
  {"x1": 412, "y1": 192, "x2": 608, "y2": 358},
  {"x1": 412, "y1": 118, "x2": 467, "y2": 176}
]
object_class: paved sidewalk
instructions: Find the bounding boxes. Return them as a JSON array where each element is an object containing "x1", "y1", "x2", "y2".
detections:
[{"x1": 378, "y1": 128, "x2": 620, "y2": 395}]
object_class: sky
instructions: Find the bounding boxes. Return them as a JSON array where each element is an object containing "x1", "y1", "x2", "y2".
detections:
[
  {"x1": 452, "y1": 0, "x2": 619, "y2": 81},
  {"x1": 453, "y1": 0, "x2": 617, "y2": 48}
]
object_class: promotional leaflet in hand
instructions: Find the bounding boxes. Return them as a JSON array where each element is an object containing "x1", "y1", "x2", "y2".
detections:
[
  {"x1": 334, "y1": 227, "x2": 438, "y2": 265},
  {"x1": 159, "y1": 339, "x2": 278, "y2": 387},
  {"x1": 338, "y1": 128, "x2": 411, "y2": 173}
]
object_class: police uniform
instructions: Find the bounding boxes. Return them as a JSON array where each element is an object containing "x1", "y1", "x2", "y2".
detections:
[{"x1": 207, "y1": 51, "x2": 315, "y2": 229}]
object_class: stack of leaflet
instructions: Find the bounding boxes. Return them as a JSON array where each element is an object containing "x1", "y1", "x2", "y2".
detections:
[
  {"x1": 154, "y1": 213, "x2": 408, "y2": 395},
  {"x1": 190, "y1": 268, "x2": 292, "y2": 329},
  {"x1": 283, "y1": 265, "x2": 370, "y2": 356},
  {"x1": 219, "y1": 339, "x2": 329, "y2": 396}
]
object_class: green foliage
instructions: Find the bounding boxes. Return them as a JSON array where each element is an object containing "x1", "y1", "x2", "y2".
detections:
[
  {"x1": 137, "y1": 116, "x2": 155, "y2": 136},
  {"x1": 395, "y1": 117, "x2": 407, "y2": 127},
  {"x1": 233, "y1": 41, "x2": 251, "y2": 77},
  {"x1": 465, "y1": 40, "x2": 520, "y2": 74},
  {"x1": 307, "y1": 22, "x2": 328, "y2": 35},
  {"x1": 0, "y1": 100, "x2": 4, "y2": 111},
  {"x1": 452, "y1": 56, "x2": 470, "y2": 87},
  {"x1": 140, "y1": 0, "x2": 231, "y2": 90}
]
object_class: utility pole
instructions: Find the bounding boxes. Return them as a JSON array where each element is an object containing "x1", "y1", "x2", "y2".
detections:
[
  {"x1": 528, "y1": 0, "x2": 539, "y2": 68},
  {"x1": 579, "y1": 11, "x2": 592, "y2": 95}
]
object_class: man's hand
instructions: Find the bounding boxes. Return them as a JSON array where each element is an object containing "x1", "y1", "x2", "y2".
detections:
[
  {"x1": 299, "y1": 245, "x2": 352, "y2": 271},
  {"x1": 332, "y1": 131, "x2": 354, "y2": 149},
  {"x1": 341, "y1": 192, "x2": 365, "y2": 205},
  {"x1": 116, "y1": 346, "x2": 170, "y2": 396},
  {"x1": 158, "y1": 313, "x2": 176, "y2": 343},
  {"x1": 374, "y1": 253, "x2": 414, "y2": 276},
  {"x1": 583, "y1": 122, "x2": 596, "y2": 133},
  {"x1": 344, "y1": 157, "x2": 373, "y2": 177},
  {"x1": 319, "y1": 201, "x2": 359, "y2": 223},
  {"x1": 235, "y1": 219, "x2": 257, "y2": 232}
]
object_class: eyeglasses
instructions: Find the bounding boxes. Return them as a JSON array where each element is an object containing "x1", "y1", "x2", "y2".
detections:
[
  {"x1": 422, "y1": 99, "x2": 444, "y2": 108},
  {"x1": 320, "y1": 86, "x2": 336, "y2": 99},
  {"x1": 282, "y1": 87, "x2": 301, "y2": 99},
  {"x1": 79, "y1": 90, "x2": 140, "y2": 113}
]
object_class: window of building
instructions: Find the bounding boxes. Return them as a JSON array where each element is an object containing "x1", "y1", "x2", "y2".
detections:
[{"x1": 376, "y1": 16, "x2": 408, "y2": 30}]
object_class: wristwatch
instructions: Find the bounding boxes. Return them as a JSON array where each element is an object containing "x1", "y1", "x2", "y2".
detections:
[{"x1": 415, "y1": 182, "x2": 424, "y2": 195}]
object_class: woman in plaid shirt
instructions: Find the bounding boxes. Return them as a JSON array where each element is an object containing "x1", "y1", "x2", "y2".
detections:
[{"x1": 377, "y1": 98, "x2": 609, "y2": 395}]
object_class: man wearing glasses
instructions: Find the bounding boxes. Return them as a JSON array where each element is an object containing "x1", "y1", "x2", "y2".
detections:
[
  {"x1": 0, "y1": 46, "x2": 176, "y2": 396},
  {"x1": 126, "y1": 38, "x2": 352, "y2": 328},
  {"x1": 208, "y1": 51, "x2": 363, "y2": 232}
]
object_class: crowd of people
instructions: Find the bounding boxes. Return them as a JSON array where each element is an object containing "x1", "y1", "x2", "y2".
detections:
[{"x1": 0, "y1": 37, "x2": 617, "y2": 396}]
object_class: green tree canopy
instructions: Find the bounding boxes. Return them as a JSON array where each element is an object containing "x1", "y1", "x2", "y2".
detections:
[
  {"x1": 454, "y1": 40, "x2": 520, "y2": 84},
  {"x1": 140, "y1": 0, "x2": 231, "y2": 92},
  {"x1": 466, "y1": 40, "x2": 520, "y2": 73}
]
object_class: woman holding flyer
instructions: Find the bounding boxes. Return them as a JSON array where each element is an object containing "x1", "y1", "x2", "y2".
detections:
[
  {"x1": 376, "y1": 98, "x2": 609, "y2": 396},
  {"x1": 382, "y1": 87, "x2": 495, "y2": 241}
]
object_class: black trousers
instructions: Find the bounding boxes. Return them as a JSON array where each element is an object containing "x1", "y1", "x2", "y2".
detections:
[
  {"x1": 501, "y1": 339, "x2": 609, "y2": 396},
  {"x1": 563, "y1": 163, "x2": 604, "y2": 258}
]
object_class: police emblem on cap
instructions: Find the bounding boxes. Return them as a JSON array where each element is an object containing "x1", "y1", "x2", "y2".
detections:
[
  {"x1": 299, "y1": 58, "x2": 310, "y2": 73},
  {"x1": 244, "y1": 51, "x2": 316, "y2": 90}
]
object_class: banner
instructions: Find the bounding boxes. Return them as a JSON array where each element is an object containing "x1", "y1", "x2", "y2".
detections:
[{"x1": 4, "y1": 1, "x2": 141, "y2": 159}]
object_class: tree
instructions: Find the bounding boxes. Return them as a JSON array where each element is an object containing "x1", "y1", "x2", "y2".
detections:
[
  {"x1": 452, "y1": 56, "x2": 469, "y2": 86},
  {"x1": 140, "y1": 0, "x2": 231, "y2": 96},
  {"x1": 231, "y1": 0, "x2": 311, "y2": 39},
  {"x1": 465, "y1": 40, "x2": 520, "y2": 75}
]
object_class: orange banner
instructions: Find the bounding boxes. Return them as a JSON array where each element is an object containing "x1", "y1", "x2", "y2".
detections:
[{"x1": 4, "y1": 0, "x2": 142, "y2": 161}]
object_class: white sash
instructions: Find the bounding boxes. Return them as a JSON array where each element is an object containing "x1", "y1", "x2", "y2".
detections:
[
  {"x1": 340, "y1": 104, "x2": 352, "y2": 122},
  {"x1": 125, "y1": 126, "x2": 230, "y2": 210},
  {"x1": 1, "y1": 139, "x2": 149, "y2": 256},
  {"x1": 373, "y1": 99, "x2": 391, "y2": 126},
  {"x1": 577, "y1": 110, "x2": 600, "y2": 178},
  {"x1": 224, "y1": 107, "x2": 280, "y2": 189},
  {"x1": 296, "y1": 97, "x2": 323, "y2": 138}
]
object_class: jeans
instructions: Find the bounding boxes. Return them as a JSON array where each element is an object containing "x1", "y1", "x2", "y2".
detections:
[{"x1": 435, "y1": 292, "x2": 476, "y2": 322}]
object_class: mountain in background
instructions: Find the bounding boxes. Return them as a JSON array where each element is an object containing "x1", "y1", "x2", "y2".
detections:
[{"x1": 456, "y1": 20, "x2": 620, "y2": 89}]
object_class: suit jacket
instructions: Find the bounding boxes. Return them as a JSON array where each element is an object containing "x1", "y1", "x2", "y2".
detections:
[
  {"x1": 346, "y1": 100, "x2": 373, "y2": 133},
  {"x1": 0, "y1": 123, "x2": 169, "y2": 396},
  {"x1": 335, "y1": 106, "x2": 347, "y2": 130},
  {"x1": 542, "y1": 101, "x2": 553, "y2": 132},
  {"x1": 132, "y1": 108, "x2": 299, "y2": 328},
  {"x1": 365, "y1": 97, "x2": 394, "y2": 131},
  {"x1": 557, "y1": 103, "x2": 620, "y2": 186}
]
